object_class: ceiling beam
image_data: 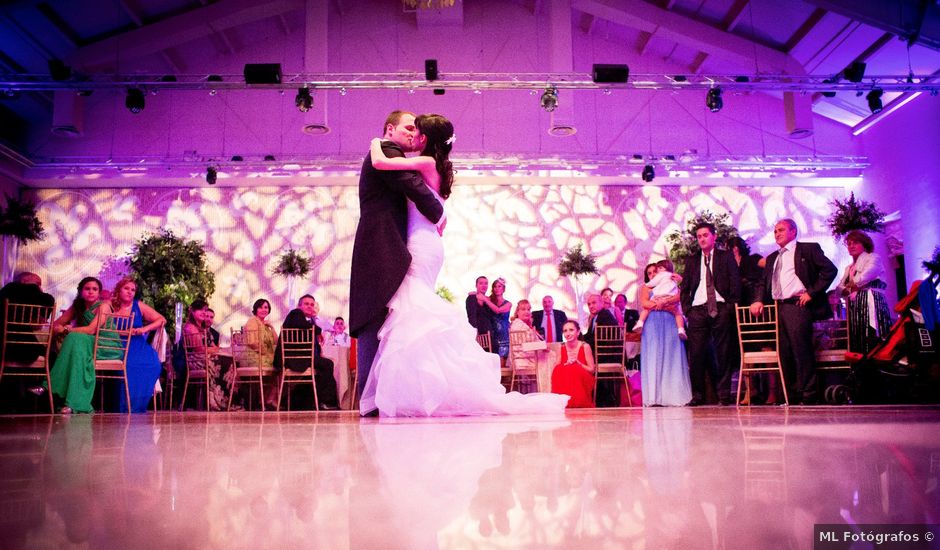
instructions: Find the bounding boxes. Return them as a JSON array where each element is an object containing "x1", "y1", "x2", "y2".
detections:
[
  {"x1": 66, "y1": 0, "x2": 305, "y2": 69},
  {"x1": 802, "y1": 0, "x2": 940, "y2": 51},
  {"x1": 783, "y1": 8, "x2": 826, "y2": 53},
  {"x1": 723, "y1": 0, "x2": 750, "y2": 33},
  {"x1": 571, "y1": 0, "x2": 805, "y2": 74}
]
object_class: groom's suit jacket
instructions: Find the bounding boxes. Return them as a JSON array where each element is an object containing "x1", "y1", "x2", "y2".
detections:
[{"x1": 349, "y1": 141, "x2": 444, "y2": 337}]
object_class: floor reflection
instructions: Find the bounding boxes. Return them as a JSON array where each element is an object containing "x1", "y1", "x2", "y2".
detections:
[{"x1": 0, "y1": 406, "x2": 938, "y2": 548}]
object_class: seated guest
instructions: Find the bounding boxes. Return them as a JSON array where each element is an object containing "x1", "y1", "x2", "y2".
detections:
[
  {"x1": 532, "y1": 295, "x2": 566, "y2": 343},
  {"x1": 0, "y1": 271, "x2": 55, "y2": 363},
  {"x1": 48, "y1": 277, "x2": 123, "y2": 413},
  {"x1": 274, "y1": 294, "x2": 340, "y2": 410},
  {"x1": 583, "y1": 293, "x2": 620, "y2": 407},
  {"x1": 615, "y1": 293, "x2": 640, "y2": 331},
  {"x1": 109, "y1": 277, "x2": 165, "y2": 413},
  {"x1": 206, "y1": 307, "x2": 221, "y2": 346},
  {"x1": 551, "y1": 320, "x2": 595, "y2": 408},
  {"x1": 242, "y1": 298, "x2": 278, "y2": 408},
  {"x1": 601, "y1": 287, "x2": 620, "y2": 325},
  {"x1": 182, "y1": 299, "x2": 232, "y2": 411},
  {"x1": 509, "y1": 299, "x2": 542, "y2": 393},
  {"x1": 330, "y1": 316, "x2": 351, "y2": 347}
]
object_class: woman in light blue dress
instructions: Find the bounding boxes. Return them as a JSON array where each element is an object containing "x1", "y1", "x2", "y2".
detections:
[{"x1": 639, "y1": 263, "x2": 692, "y2": 406}]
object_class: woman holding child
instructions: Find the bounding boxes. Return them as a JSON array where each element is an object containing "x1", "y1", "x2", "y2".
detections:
[{"x1": 639, "y1": 262, "x2": 692, "y2": 406}]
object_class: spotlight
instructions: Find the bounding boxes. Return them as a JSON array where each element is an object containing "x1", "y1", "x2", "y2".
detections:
[
  {"x1": 231, "y1": 155, "x2": 243, "y2": 162},
  {"x1": 734, "y1": 76, "x2": 750, "y2": 83},
  {"x1": 160, "y1": 75, "x2": 178, "y2": 82},
  {"x1": 866, "y1": 89, "x2": 883, "y2": 114},
  {"x1": 706, "y1": 87, "x2": 723, "y2": 112},
  {"x1": 540, "y1": 86, "x2": 558, "y2": 112},
  {"x1": 821, "y1": 78, "x2": 837, "y2": 98},
  {"x1": 425, "y1": 59, "x2": 438, "y2": 81},
  {"x1": 673, "y1": 75, "x2": 687, "y2": 82},
  {"x1": 295, "y1": 87, "x2": 313, "y2": 112},
  {"x1": 48, "y1": 59, "x2": 71, "y2": 81},
  {"x1": 125, "y1": 88, "x2": 145, "y2": 113},
  {"x1": 433, "y1": 88, "x2": 445, "y2": 95},
  {"x1": 641, "y1": 164, "x2": 655, "y2": 182},
  {"x1": 206, "y1": 166, "x2": 217, "y2": 185},
  {"x1": 263, "y1": 154, "x2": 275, "y2": 162},
  {"x1": 843, "y1": 62, "x2": 866, "y2": 83}
]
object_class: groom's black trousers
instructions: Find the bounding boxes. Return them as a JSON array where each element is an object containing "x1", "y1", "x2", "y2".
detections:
[{"x1": 356, "y1": 310, "x2": 387, "y2": 413}]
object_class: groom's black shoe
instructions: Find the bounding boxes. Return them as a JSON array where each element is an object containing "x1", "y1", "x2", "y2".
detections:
[
  {"x1": 361, "y1": 409, "x2": 379, "y2": 417},
  {"x1": 318, "y1": 403, "x2": 340, "y2": 411}
]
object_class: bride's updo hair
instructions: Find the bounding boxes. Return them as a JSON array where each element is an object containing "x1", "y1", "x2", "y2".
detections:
[{"x1": 415, "y1": 114, "x2": 455, "y2": 199}]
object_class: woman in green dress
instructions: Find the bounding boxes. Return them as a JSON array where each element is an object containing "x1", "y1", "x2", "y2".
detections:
[{"x1": 49, "y1": 277, "x2": 121, "y2": 413}]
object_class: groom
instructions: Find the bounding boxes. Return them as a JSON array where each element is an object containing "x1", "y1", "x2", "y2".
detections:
[{"x1": 349, "y1": 110, "x2": 445, "y2": 415}]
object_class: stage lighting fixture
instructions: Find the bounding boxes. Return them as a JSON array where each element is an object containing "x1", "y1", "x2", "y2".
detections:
[
  {"x1": 866, "y1": 89, "x2": 884, "y2": 114},
  {"x1": 206, "y1": 166, "x2": 217, "y2": 185},
  {"x1": 231, "y1": 155, "x2": 243, "y2": 162},
  {"x1": 540, "y1": 86, "x2": 558, "y2": 112},
  {"x1": 821, "y1": 78, "x2": 837, "y2": 98},
  {"x1": 641, "y1": 164, "x2": 655, "y2": 182},
  {"x1": 592, "y1": 64, "x2": 629, "y2": 83},
  {"x1": 843, "y1": 62, "x2": 866, "y2": 83},
  {"x1": 264, "y1": 155, "x2": 275, "y2": 162},
  {"x1": 706, "y1": 87, "x2": 723, "y2": 112},
  {"x1": 425, "y1": 59, "x2": 438, "y2": 81},
  {"x1": 433, "y1": 88, "x2": 445, "y2": 95},
  {"x1": 160, "y1": 75, "x2": 178, "y2": 82},
  {"x1": 125, "y1": 88, "x2": 145, "y2": 113},
  {"x1": 48, "y1": 59, "x2": 71, "y2": 81},
  {"x1": 295, "y1": 87, "x2": 313, "y2": 112},
  {"x1": 244, "y1": 63, "x2": 282, "y2": 84}
]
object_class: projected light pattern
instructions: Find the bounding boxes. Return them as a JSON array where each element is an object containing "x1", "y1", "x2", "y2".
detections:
[{"x1": 21, "y1": 184, "x2": 847, "y2": 340}]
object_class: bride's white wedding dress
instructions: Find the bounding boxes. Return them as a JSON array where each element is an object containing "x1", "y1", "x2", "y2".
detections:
[{"x1": 360, "y1": 186, "x2": 569, "y2": 417}]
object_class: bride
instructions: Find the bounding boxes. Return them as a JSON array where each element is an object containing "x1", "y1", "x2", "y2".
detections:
[{"x1": 359, "y1": 113, "x2": 569, "y2": 417}]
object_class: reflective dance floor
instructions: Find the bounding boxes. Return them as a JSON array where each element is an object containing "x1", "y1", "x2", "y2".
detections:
[{"x1": 2, "y1": 406, "x2": 939, "y2": 549}]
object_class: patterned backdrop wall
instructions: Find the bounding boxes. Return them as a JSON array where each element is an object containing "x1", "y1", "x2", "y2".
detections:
[{"x1": 20, "y1": 183, "x2": 849, "y2": 341}]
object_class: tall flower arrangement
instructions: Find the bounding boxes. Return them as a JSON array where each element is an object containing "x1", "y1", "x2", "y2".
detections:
[
  {"x1": 0, "y1": 194, "x2": 46, "y2": 284},
  {"x1": 558, "y1": 242, "x2": 599, "y2": 325},
  {"x1": 273, "y1": 248, "x2": 312, "y2": 308},
  {"x1": 826, "y1": 192, "x2": 886, "y2": 239}
]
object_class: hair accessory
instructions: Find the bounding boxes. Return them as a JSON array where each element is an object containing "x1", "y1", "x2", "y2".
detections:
[{"x1": 445, "y1": 134, "x2": 456, "y2": 146}]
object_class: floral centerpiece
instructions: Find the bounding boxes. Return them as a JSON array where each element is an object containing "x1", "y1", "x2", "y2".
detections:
[
  {"x1": 826, "y1": 192, "x2": 886, "y2": 239},
  {"x1": 558, "y1": 242, "x2": 599, "y2": 325},
  {"x1": 273, "y1": 248, "x2": 312, "y2": 307}
]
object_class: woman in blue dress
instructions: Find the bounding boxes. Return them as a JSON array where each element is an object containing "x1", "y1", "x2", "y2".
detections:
[
  {"x1": 109, "y1": 277, "x2": 166, "y2": 413},
  {"x1": 478, "y1": 277, "x2": 512, "y2": 359},
  {"x1": 639, "y1": 263, "x2": 692, "y2": 406}
]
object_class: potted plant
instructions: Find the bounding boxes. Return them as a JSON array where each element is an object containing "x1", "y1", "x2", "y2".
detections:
[
  {"x1": 273, "y1": 247, "x2": 312, "y2": 308},
  {"x1": 826, "y1": 192, "x2": 886, "y2": 239},
  {"x1": 128, "y1": 229, "x2": 215, "y2": 341},
  {"x1": 558, "y1": 242, "x2": 599, "y2": 325},
  {"x1": 665, "y1": 210, "x2": 740, "y2": 274},
  {"x1": 0, "y1": 194, "x2": 46, "y2": 284}
]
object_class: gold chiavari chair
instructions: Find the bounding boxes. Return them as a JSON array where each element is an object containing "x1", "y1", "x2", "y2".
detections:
[
  {"x1": 735, "y1": 304, "x2": 789, "y2": 407},
  {"x1": 92, "y1": 311, "x2": 134, "y2": 413},
  {"x1": 180, "y1": 331, "x2": 211, "y2": 411},
  {"x1": 507, "y1": 330, "x2": 541, "y2": 392},
  {"x1": 593, "y1": 325, "x2": 632, "y2": 407},
  {"x1": 229, "y1": 327, "x2": 275, "y2": 411},
  {"x1": 277, "y1": 328, "x2": 319, "y2": 411},
  {"x1": 0, "y1": 300, "x2": 56, "y2": 412}
]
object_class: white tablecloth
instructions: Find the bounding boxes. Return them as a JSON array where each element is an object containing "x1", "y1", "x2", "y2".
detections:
[{"x1": 322, "y1": 344, "x2": 352, "y2": 409}]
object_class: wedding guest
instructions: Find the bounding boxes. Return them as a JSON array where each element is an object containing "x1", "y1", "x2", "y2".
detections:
[
  {"x1": 751, "y1": 219, "x2": 838, "y2": 405},
  {"x1": 182, "y1": 299, "x2": 232, "y2": 411},
  {"x1": 330, "y1": 317, "x2": 351, "y2": 347},
  {"x1": 243, "y1": 298, "x2": 278, "y2": 408},
  {"x1": 583, "y1": 293, "x2": 619, "y2": 407},
  {"x1": 532, "y1": 295, "x2": 566, "y2": 343},
  {"x1": 639, "y1": 263, "x2": 692, "y2": 406},
  {"x1": 466, "y1": 276, "x2": 495, "y2": 345},
  {"x1": 0, "y1": 272, "x2": 55, "y2": 364},
  {"x1": 274, "y1": 294, "x2": 340, "y2": 410},
  {"x1": 48, "y1": 277, "x2": 121, "y2": 413},
  {"x1": 509, "y1": 299, "x2": 542, "y2": 393},
  {"x1": 837, "y1": 230, "x2": 892, "y2": 353},
  {"x1": 633, "y1": 259, "x2": 686, "y2": 339},
  {"x1": 477, "y1": 277, "x2": 512, "y2": 359},
  {"x1": 109, "y1": 277, "x2": 165, "y2": 413},
  {"x1": 601, "y1": 287, "x2": 621, "y2": 325},
  {"x1": 206, "y1": 307, "x2": 221, "y2": 346},
  {"x1": 680, "y1": 222, "x2": 741, "y2": 406},
  {"x1": 551, "y1": 320, "x2": 595, "y2": 408}
]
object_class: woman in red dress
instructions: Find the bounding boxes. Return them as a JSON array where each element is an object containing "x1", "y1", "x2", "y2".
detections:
[{"x1": 551, "y1": 320, "x2": 596, "y2": 408}]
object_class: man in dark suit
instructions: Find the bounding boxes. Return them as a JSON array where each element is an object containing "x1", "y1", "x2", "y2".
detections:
[
  {"x1": 680, "y1": 222, "x2": 742, "y2": 406},
  {"x1": 465, "y1": 275, "x2": 495, "y2": 344},
  {"x1": 751, "y1": 219, "x2": 837, "y2": 405},
  {"x1": 274, "y1": 294, "x2": 340, "y2": 410},
  {"x1": 583, "y1": 293, "x2": 619, "y2": 407},
  {"x1": 0, "y1": 272, "x2": 55, "y2": 364},
  {"x1": 532, "y1": 295, "x2": 566, "y2": 343},
  {"x1": 349, "y1": 110, "x2": 445, "y2": 415}
]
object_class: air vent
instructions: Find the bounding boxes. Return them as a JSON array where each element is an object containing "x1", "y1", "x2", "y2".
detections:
[
  {"x1": 548, "y1": 125, "x2": 577, "y2": 137},
  {"x1": 303, "y1": 123, "x2": 331, "y2": 135}
]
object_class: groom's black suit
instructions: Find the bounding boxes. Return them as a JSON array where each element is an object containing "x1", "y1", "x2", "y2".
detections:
[{"x1": 349, "y1": 140, "x2": 444, "y2": 410}]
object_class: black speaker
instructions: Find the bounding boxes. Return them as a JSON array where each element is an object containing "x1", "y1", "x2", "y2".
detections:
[
  {"x1": 843, "y1": 62, "x2": 866, "y2": 83},
  {"x1": 592, "y1": 63, "x2": 629, "y2": 83},
  {"x1": 425, "y1": 59, "x2": 438, "y2": 81},
  {"x1": 243, "y1": 63, "x2": 282, "y2": 84}
]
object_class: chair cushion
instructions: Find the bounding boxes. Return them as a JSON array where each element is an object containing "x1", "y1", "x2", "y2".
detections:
[
  {"x1": 596, "y1": 363, "x2": 624, "y2": 372},
  {"x1": 742, "y1": 351, "x2": 779, "y2": 363},
  {"x1": 94, "y1": 360, "x2": 125, "y2": 370}
]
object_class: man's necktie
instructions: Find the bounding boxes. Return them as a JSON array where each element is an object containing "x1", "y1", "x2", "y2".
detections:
[
  {"x1": 705, "y1": 252, "x2": 718, "y2": 318},
  {"x1": 772, "y1": 248, "x2": 785, "y2": 300},
  {"x1": 545, "y1": 312, "x2": 553, "y2": 343}
]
